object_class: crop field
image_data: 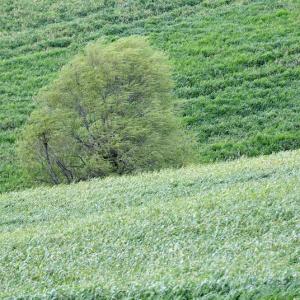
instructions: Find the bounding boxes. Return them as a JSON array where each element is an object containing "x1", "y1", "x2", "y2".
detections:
[
  {"x1": 0, "y1": 150, "x2": 299, "y2": 298},
  {"x1": 1, "y1": 1, "x2": 299, "y2": 298},
  {"x1": 1, "y1": 0, "x2": 300, "y2": 193}
]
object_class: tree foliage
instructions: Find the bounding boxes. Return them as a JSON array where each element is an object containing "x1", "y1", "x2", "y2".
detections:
[{"x1": 18, "y1": 36, "x2": 193, "y2": 185}]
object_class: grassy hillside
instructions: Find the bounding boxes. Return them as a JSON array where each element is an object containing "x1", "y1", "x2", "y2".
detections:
[
  {"x1": 0, "y1": 150, "x2": 299, "y2": 299},
  {"x1": 1, "y1": 0, "x2": 300, "y2": 193}
]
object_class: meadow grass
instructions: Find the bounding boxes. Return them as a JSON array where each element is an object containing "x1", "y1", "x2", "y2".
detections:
[
  {"x1": 0, "y1": 150, "x2": 299, "y2": 299},
  {"x1": 1, "y1": 0, "x2": 300, "y2": 192}
]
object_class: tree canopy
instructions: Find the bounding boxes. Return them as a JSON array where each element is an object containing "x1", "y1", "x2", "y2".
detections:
[{"x1": 18, "y1": 36, "x2": 194, "y2": 185}]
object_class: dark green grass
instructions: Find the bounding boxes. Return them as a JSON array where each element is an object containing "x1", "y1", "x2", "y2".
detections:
[
  {"x1": 1, "y1": 0, "x2": 300, "y2": 192},
  {"x1": 0, "y1": 150, "x2": 299, "y2": 299}
]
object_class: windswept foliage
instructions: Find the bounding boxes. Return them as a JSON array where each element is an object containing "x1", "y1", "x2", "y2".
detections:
[
  {"x1": 1, "y1": 150, "x2": 299, "y2": 298},
  {"x1": 18, "y1": 37, "x2": 192, "y2": 185}
]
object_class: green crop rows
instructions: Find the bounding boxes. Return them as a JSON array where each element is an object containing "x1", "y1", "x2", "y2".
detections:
[
  {"x1": 1, "y1": 0, "x2": 300, "y2": 193},
  {"x1": 1, "y1": 1, "x2": 299, "y2": 298},
  {"x1": 1, "y1": 150, "x2": 299, "y2": 298}
]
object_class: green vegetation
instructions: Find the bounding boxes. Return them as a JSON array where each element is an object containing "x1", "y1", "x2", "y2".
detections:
[
  {"x1": 18, "y1": 36, "x2": 192, "y2": 186},
  {"x1": 1, "y1": 2, "x2": 299, "y2": 297},
  {"x1": 1, "y1": 0, "x2": 300, "y2": 193},
  {"x1": 1, "y1": 150, "x2": 299, "y2": 298}
]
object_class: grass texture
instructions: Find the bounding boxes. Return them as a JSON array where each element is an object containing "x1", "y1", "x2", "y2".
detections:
[
  {"x1": 0, "y1": 150, "x2": 299, "y2": 299},
  {"x1": 1, "y1": 0, "x2": 300, "y2": 193}
]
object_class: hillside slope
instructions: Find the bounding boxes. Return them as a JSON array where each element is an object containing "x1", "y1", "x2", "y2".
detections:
[
  {"x1": 0, "y1": 150, "x2": 299, "y2": 299},
  {"x1": 1, "y1": 0, "x2": 300, "y2": 193}
]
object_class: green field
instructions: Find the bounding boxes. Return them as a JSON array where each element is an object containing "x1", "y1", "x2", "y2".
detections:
[
  {"x1": 1, "y1": 0, "x2": 300, "y2": 193},
  {"x1": 0, "y1": 150, "x2": 299, "y2": 298},
  {"x1": 1, "y1": 1, "x2": 299, "y2": 298}
]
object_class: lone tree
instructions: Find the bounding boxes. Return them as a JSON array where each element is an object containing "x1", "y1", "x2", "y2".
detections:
[{"x1": 18, "y1": 36, "x2": 193, "y2": 185}]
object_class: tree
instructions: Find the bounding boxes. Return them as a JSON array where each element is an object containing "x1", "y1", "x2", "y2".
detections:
[{"x1": 18, "y1": 36, "x2": 194, "y2": 185}]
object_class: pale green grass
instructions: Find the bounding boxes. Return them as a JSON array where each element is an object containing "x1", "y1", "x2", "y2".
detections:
[{"x1": 0, "y1": 150, "x2": 299, "y2": 299}]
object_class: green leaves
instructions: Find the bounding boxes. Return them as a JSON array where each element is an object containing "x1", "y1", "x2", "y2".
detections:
[
  {"x1": 18, "y1": 37, "x2": 193, "y2": 185},
  {"x1": 1, "y1": 0, "x2": 300, "y2": 192},
  {"x1": 0, "y1": 150, "x2": 299, "y2": 298}
]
